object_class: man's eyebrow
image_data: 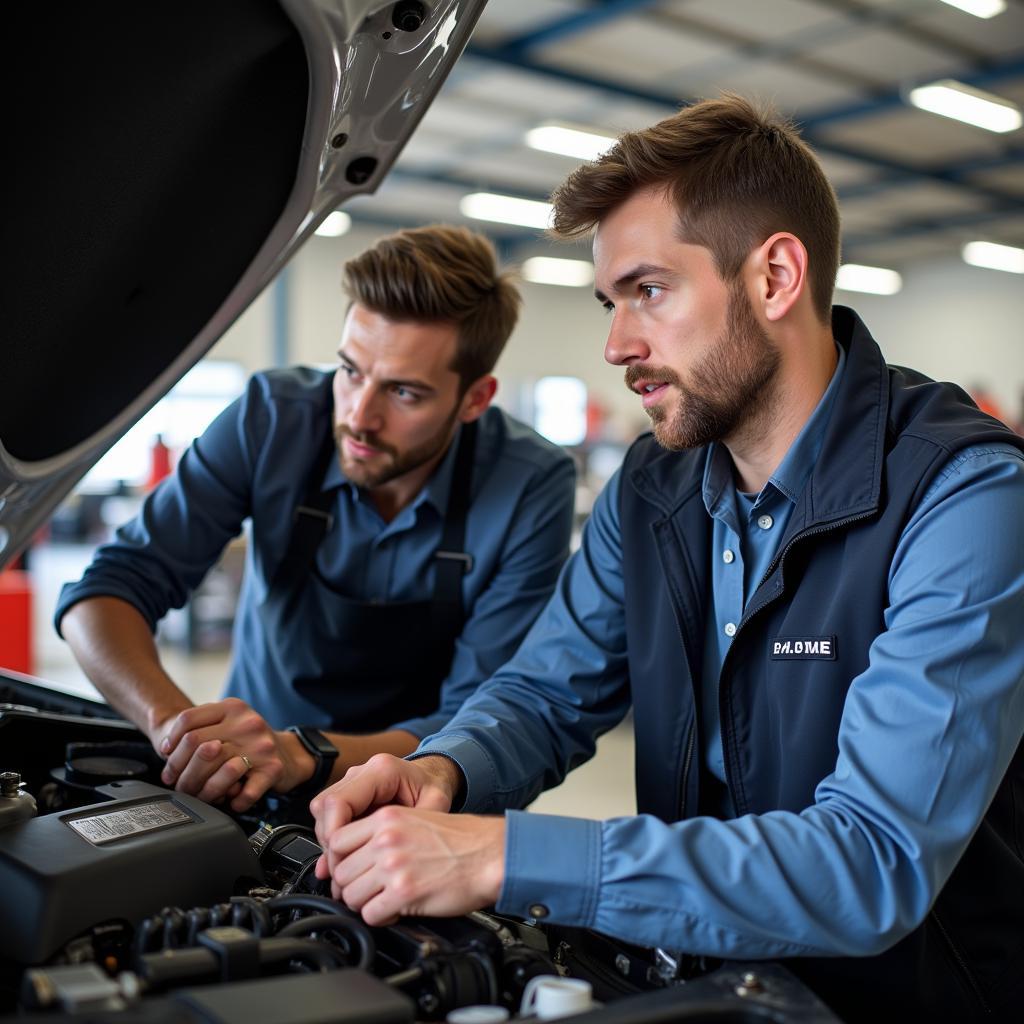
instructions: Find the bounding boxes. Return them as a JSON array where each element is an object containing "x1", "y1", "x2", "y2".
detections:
[
  {"x1": 594, "y1": 263, "x2": 676, "y2": 303},
  {"x1": 336, "y1": 349, "x2": 436, "y2": 392}
]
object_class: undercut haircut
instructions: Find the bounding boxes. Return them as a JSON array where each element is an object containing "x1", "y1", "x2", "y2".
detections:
[
  {"x1": 342, "y1": 225, "x2": 521, "y2": 390},
  {"x1": 550, "y1": 94, "x2": 841, "y2": 322}
]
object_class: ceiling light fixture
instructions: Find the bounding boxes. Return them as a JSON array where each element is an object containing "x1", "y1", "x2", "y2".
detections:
[
  {"x1": 460, "y1": 192, "x2": 553, "y2": 229},
  {"x1": 935, "y1": 0, "x2": 1006, "y2": 19},
  {"x1": 314, "y1": 211, "x2": 352, "y2": 238},
  {"x1": 907, "y1": 79, "x2": 1022, "y2": 133},
  {"x1": 525, "y1": 124, "x2": 617, "y2": 161},
  {"x1": 962, "y1": 240, "x2": 1024, "y2": 274},
  {"x1": 835, "y1": 264, "x2": 903, "y2": 295},
  {"x1": 522, "y1": 257, "x2": 595, "y2": 287}
]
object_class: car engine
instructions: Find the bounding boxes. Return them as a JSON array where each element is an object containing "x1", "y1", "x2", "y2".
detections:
[{"x1": 0, "y1": 674, "x2": 842, "y2": 1023}]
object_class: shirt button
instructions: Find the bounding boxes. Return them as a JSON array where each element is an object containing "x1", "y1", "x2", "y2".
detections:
[
  {"x1": 528, "y1": 903, "x2": 550, "y2": 919},
  {"x1": 757, "y1": 514, "x2": 774, "y2": 530},
  {"x1": 724, "y1": 622, "x2": 737, "y2": 637},
  {"x1": 722, "y1": 549, "x2": 735, "y2": 564}
]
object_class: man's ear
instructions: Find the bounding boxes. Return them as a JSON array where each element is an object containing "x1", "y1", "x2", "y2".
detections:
[
  {"x1": 750, "y1": 233, "x2": 809, "y2": 323},
  {"x1": 459, "y1": 375, "x2": 498, "y2": 422}
]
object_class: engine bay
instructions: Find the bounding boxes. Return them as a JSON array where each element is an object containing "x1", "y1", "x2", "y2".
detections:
[{"x1": 0, "y1": 673, "x2": 841, "y2": 1023}]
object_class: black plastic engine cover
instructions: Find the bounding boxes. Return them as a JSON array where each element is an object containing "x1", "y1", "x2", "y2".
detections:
[{"x1": 0, "y1": 781, "x2": 263, "y2": 964}]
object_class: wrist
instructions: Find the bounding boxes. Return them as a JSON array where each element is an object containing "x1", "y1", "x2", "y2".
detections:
[
  {"x1": 417, "y1": 754, "x2": 465, "y2": 806},
  {"x1": 279, "y1": 730, "x2": 316, "y2": 790},
  {"x1": 286, "y1": 726, "x2": 339, "y2": 796},
  {"x1": 146, "y1": 701, "x2": 190, "y2": 748}
]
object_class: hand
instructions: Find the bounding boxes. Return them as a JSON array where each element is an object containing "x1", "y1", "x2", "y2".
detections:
[
  {"x1": 157, "y1": 698, "x2": 314, "y2": 812},
  {"x1": 311, "y1": 754, "x2": 461, "y2": 886},
  {"x1": 324, "y1": 806, "x2": 506, "y2": 924}
]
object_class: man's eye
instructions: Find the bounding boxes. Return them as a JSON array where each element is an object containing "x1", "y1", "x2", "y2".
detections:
[
  {"x1": 394, "y1": 386, "x2": 419, "y2": 402},
  {"x1": 340, "y1": 364, "x2": 357, "y2": 378},
  {"x1": 601, "y1": 300, "x2": 615, "y2": 314},
  {"x1": 640, "y1": 284, "x2": 662, "y2": 300}
]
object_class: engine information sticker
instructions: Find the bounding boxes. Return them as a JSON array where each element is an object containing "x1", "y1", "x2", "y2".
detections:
[{"x1": 67, "y1": 801, "x2": 193, "y2": 845}]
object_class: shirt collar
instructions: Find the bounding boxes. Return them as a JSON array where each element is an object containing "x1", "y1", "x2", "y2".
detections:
[{"x1": 702, "y1": 340, "x2": 846, "y2": 515}]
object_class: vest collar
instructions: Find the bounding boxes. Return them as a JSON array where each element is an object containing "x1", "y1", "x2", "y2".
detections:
[{"x1": 629, "y1": 305, "x2": 889, "y2": 530}]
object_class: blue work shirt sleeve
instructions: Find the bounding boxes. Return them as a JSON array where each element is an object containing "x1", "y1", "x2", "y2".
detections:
[{"x1": 474, "y1": 446, "x2": 1024, "y2": 958}]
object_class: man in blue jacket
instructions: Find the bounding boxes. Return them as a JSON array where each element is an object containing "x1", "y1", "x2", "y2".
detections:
[
  {"x1": 310, "y1": 98, "x2": 1024, "y2": 1019},
  {"x1": 56, "y1": 225, "x2": 576, "y2": 815}
]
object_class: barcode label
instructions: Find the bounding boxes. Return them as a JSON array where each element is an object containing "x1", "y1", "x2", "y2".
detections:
[{"x1": 67, "y1": 801, "x2": 192, "y2": 845}]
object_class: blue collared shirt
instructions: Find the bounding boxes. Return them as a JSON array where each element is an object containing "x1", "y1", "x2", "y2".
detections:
[
  {"x1": 416, "y1": 359, "x2": 1024, "y2": 957},
  {"x1": 56, "y1": 367, "x2": 576, "y2": 736},
  {"x1": 700, "y1": 343, "x2": 845, "y2": 788}
]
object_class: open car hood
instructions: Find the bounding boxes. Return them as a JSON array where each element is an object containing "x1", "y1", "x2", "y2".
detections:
[{"x1": 0, "y1": 0, "x2": 487, "y2": 570}]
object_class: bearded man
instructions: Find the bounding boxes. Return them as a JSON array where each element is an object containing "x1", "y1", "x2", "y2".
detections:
[
  {"x1": 57, "y1": 225, "x2": 576, "y2": 814},
  {"x1": 310, "y1": 97, "x2": 1024, "y2": 1021}
]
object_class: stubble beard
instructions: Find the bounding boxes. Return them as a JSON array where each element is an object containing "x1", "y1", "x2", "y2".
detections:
[
  {"x1": 637, "y1": 284, "x2": 781, "y2": 452},
  {"x1": 334, "y1": 405, "x2": 461, "y2": 490}
]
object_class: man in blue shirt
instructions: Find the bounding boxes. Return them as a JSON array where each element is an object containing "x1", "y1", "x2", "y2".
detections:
[
  {"x1": 309, "y1": 99, "x2": 1024, "y2": 1019},
  {"x1": 56, "y1": 225, "x2": 576, "y2": 815}
]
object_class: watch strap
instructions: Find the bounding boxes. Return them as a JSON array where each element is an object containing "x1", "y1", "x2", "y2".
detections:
[{"x1": 287, "y1": 726, "x2": 339, "y2": 796}]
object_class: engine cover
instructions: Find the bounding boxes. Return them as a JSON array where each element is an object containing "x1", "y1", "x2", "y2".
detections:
[{"x1": 0, "y1": 781, "x2": 262, "y2": 964}]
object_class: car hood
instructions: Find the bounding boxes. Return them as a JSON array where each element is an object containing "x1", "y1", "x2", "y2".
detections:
[{"x1": 0, "y1": 0, "x2": 486, "y2": 570}]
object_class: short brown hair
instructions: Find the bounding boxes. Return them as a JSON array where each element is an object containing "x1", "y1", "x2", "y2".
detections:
[
  {"x1": 342, "y1": 225, "x2": 521, "y2": 389},
  {"x1": 551, "y1": 94, "x2": 840, "y2": 322}
]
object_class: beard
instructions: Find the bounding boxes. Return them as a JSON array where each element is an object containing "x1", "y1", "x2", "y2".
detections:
[
  {"x1": 626, "y1": 283, "x2": 780, "y2": 451},
  {"x1": 334, "y1": 405, "x2": 460, "y2": 489}
]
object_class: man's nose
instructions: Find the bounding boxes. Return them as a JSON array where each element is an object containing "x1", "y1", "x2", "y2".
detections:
[
  {"x1": 348, "y1": 386, "x2": 384, "y2": 434},
  {"x1": 603, "y1": 309, "x2": 650, "y2": 367}
]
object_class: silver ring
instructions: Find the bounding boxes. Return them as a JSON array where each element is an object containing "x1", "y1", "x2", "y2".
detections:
[{"x1": 238, "y1": 753, "x2": 253, "y2": 772}]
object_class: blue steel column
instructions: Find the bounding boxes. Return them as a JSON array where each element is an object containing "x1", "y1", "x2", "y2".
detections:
[{"x1": 271, "y1": 265, "x2": 291, "y2": 367}]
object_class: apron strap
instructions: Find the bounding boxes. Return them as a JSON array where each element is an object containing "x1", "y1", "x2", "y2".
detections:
[
  {"x1": 271, "y1": 427, "x2": 338, "y2": 592},
  {"x1": 432, "y1": 419, "x2": 477, "y2": 625}
]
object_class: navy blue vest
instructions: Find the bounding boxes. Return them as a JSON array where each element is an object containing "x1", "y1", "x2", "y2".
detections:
[{"x1": 619, "y1": 308, "x2": 1024, "y2": 1020}]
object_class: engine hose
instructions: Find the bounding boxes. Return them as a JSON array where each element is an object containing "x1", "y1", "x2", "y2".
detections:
[
  {"x1": 275, "y1": 913, "x2": 375, "y2": 970},
  {"x1": 265, "y1": 893, "x2": 359, "y2": 919}
]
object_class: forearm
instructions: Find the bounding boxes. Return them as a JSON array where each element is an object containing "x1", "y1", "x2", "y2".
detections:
[
  {"x1": 60, "y1": 596, "x2": 192, "y2": 744},
  {"x1": 319, "y1": 729, "x2": 422, "y2": 785}
]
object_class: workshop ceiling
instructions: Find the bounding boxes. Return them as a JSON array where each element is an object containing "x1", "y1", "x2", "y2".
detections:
[{"x1": 343, "y1": 0, "x2": 1024, "y2": 273}]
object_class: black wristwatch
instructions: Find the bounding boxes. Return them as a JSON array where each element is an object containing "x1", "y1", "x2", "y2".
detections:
[{"x1": 287, "y1": 726, "x2": 340, "y2": 796}]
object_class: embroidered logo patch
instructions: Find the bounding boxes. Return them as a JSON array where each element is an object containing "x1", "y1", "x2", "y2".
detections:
[{"x1": 769, "y1": 636, "x2": 837, "y2": 660}]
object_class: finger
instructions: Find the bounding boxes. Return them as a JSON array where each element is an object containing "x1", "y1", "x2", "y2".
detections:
[
  {"x1": 330, "y1": 829, "x2": 380, "y2": 890},
  {"x1": 314, "y1": 852, "x2": 331, "y2": 881},
  {"x1": 359, "y1": 888, "x2": 402, "y2": 927},
  {"x1": 173, "y1": 739, "x2": 225, "y2": 795},
  {"x1": 197, "y1": 753, "x2": 250, "y2": 805},
  {"x1": 337, "y1": 860, "x2": 386, "y2": 914},
  {"x1": 160, "y1": 703, "x2": 229, "y2": 756},
  {"x1": 162, "y1": 726, "x2": 225, "y2": 784},
  {"x1": 230, "y1": 769, "x2": 276, "y2": 813},
  {"x1": 326, "y1": 815, "x2": 378, "y2": 862}
]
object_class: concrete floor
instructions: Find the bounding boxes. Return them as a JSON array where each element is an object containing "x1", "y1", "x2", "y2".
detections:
[{"x1": 21, "y1": 542, "x2": 637, "y2": 821}]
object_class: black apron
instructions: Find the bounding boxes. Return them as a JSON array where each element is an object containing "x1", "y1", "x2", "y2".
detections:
[{"x1": 265, "y1": 422, "x2": 477, "y2": 732}]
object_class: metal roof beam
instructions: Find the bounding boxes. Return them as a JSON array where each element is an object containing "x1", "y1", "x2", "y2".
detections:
[{"x1": 463, "y1": 45, "x2": 1024, "y2": 210}]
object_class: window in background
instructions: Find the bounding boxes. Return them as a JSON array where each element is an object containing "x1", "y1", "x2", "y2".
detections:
[
  {"x1": 81, "y1": 361, "x2": 247, "y2": 490},
  {"x1": 533, "y1": 376, "x2": 587, "y2": 448}
]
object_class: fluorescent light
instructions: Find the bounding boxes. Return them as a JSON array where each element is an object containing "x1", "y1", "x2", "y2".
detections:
[
  {"x1": 522, "y1": 257, "x2": 595, "y2": 287},
  {"x1": 525, "y1": 124, "x2": 616, "y2": 161},
  {"x1": 460, "y1": 192, "x2": 553, "y2": 229},
  {"x1": 936, "y1": 0, "x2": 1006, "y2": 18},
  {"x1": 962, "y1": 240, "x2": 1024, "y2": 274},
  {"x1": 907, "y1": 79, "x2": 1022, "y2": 133},
  {"x1": 835, "y1": 264, "x2": 903, "y2": 296},
  {"x1": 314, "y1": 211, "x2": 352, "y2": 238}
]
